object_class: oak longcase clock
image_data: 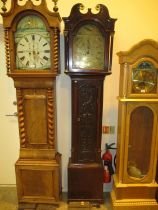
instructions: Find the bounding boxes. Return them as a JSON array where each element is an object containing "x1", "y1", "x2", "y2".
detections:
[
  {"x1": 1, "y1": 0, "x2": 61, "y2": 209},
  {"x1": 63, "y1": 3, "x2": 116, "y2": 203},
  {"x1": 111, "y1": 40, "x2": 158, "y2": 210}
]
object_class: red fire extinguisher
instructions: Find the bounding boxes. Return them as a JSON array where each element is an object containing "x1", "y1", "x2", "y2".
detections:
[{"x1": 102, "y1": 143, "x2": 115, "y2": 183}]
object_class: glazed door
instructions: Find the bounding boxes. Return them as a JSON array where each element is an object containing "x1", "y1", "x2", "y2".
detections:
[
  {"x1": 123, "y1": 103, "x2": 158, "y2": 183},
  {"x1": 71, "y1": 77, "x2": 104, "y2": 163}
]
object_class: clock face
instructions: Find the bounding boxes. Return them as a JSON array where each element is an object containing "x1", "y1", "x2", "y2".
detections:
[
  {"x1": 15, "y1": 15, "x2": 51, "y2": 70},
  {"x1": 72, "y1": 24, "x2": 104, "y2": 70},
  {"x1": 16, "y1": 34, "x2": 50, "y2": 69},
  {"x1": 132, "y1": 61, "x2": 157, "y2": 93}
]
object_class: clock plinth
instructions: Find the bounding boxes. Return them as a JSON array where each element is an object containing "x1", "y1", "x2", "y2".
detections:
[
  {"x1": 15, "y1": 157, "x2": 61, "y2": 205},
  {"x1": 111, "y1": 175, "x2": 158, "y2": 210},
  {"x1": 111, "y1": 40, "x2": 158, "y2": 210},
  {"x1": 63, "y1": 4, "x2": 116, "y2": 203},
  {"x1": 156, "y1": 162, "x2": 158, "y2": 202},
  {"x1": 1, "y1": 0, "x2": 61, "y2": 208},
  {"x1": 68, "y1": 159, "x2": 103, "y2": 203}
]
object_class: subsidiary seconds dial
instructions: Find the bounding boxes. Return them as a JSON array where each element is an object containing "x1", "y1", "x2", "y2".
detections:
[{"x1": 16, "y1": 34, "x2": 51, "y2": 70}]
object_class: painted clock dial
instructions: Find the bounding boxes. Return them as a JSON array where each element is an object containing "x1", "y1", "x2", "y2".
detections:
[
  {"x1": 72, "y1": 24, "x2": 104, "y2": 70},
  {"x1": 132, "y1": 61, "x2": 157, "y2": 93},
  {"x1": 15, "y1": 15, "x2": 51, "y2": 70}
]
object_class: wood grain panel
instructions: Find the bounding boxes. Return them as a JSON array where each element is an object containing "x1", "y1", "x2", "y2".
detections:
[
  {"x1": 24, "y1": 95, "x2": 47, "y2": 145},
  {"x1": 21, "y1": 170, "x2": 53, "y2": 196}
]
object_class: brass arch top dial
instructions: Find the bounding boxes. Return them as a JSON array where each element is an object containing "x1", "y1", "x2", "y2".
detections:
[{"x1": 72, "y1": 24, "x2": 105, "y2": 70}]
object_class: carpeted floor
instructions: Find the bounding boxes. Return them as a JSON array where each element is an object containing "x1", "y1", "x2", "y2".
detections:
[{"x1": 0, "y1": 187, "x2": 111, "y2": 210}]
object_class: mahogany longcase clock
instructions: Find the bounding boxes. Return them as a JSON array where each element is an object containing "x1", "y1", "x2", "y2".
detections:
[
  {"x1": 1, "y1": 0, "x2": 61, "y2": 209},
  {"x1": 111, "y1": 40, "x2": 158, "y2": 210},
  {"x1": 63, "y1": 3, "x2": 116, "y2": 203}
]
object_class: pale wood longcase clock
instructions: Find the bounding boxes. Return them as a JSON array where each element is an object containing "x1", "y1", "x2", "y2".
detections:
[
  {"x1": 1, "y1": 0, "x2": 61, "y2": 209},
  {"x1": 111, "y1": 40, "x2": 158, "y2": 210},
  {"x1": 63, "y1": 3, "x2": 116, "y2": 203}
]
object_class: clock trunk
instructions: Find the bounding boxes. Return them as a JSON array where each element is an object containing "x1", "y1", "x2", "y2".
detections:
[{"x1": 68, "y1": 76, "x2": 104, "y2": 202}]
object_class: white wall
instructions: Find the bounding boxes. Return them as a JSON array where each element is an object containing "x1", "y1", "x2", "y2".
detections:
[
  {"x1": 0, "y1": 24, "x2": 19, "y2": 185},
  {"x1": 0, "y1": 0, "x2": 158, "y2": 191}
]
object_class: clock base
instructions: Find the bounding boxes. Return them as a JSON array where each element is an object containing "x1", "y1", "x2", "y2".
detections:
[
  {"x1": 15, "y1": 155, "x2": 61, "y2": 206},
  {"x1": 68, "y1": 159, "x2": 103, "y2": 203},
  {"x1": 111, "y1": 175, "x2": 158, "y2": 210},
  {"x1": 156, "y1": 161, "x2": 158, "y2": 202},
  {"x1": 111, "y1": 190, "x2": 158, "y2": 210},
  {"x1": 17, "y1": 203, "x2": 59, "y2": 210}
]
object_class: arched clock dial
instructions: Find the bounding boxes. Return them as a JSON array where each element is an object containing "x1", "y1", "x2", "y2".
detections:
[
  {"x1": 16, "y1": 34, "x2": 51, "y2": 69},
  {"x1": 72, "y1": 24, "x2": 105, "y2": 70}
]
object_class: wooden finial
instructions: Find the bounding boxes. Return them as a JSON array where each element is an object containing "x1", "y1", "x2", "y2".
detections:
[
  {"x1": 95, "y1": 4, "x2": 101, "y2": 12},
  {"x1": 1, "y1": 0, "x2": 7, "y2": 13},
  {"x1": 79, "y1": 3, "x2": 84, "y2": 11},
  {"x1": 52, "y1": 0, "x2": 58, "y2": 12}
]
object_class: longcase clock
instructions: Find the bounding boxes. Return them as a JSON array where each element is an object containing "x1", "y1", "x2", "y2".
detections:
[
  {"x1": 111, "y1": 39, "x2": 158, "y2": 210},
  {"x1": 1, "y1": 0, "x2": 61, "y2": 209},
  {"x1": 63, "y1": 3, "x2": 116, "y2": 203}
]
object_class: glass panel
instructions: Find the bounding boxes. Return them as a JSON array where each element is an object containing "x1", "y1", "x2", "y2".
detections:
[
  {"x1": 15, "y1": 15, "x2": 51, "y2": 70},
  {"x1": 132, "y1": 61, "x2": 157, "y2": 93},
  {"x1": 72, "y1": 24, "x2": 104, "y2": 70},
  {"x1": 128, "y1": 106, "x2": 153, "y2": 179}
]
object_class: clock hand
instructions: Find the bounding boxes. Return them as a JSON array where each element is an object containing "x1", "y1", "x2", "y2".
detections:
[
  {"x1": 140, "y1": 71, "x2": 143, "y2": 79},
  {"x1": 143, "y1": 81, "x2": 155, "y2": 85},
  {"x1": 133, "y1": 79, "x2": 155, "y2": 85},
  {"x1": 32, "y1": 38, "x2": 37, "y2": 68},
  {"x1": 27, "y1": 42, "x2": 35, "y2": 67},
  {"x1": 87, "y1": 40, "x2": 90, "y2": 54}
]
